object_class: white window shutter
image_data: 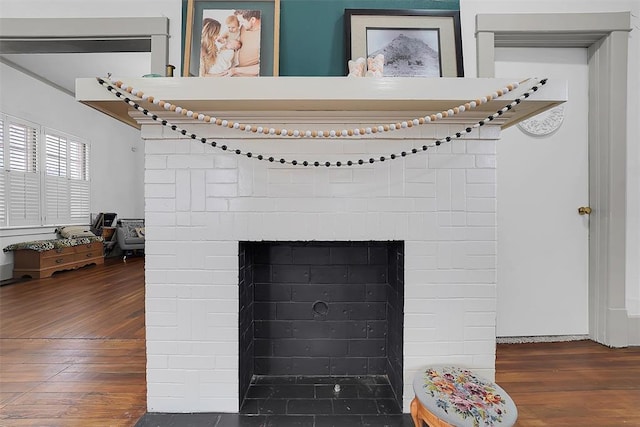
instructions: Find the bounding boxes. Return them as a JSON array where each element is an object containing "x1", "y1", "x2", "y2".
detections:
[
  {"x1": 69, "y1": 140, "x2": 90, "y2": 222},
  {"x1": 7, "y1": 120, "x2": 40, "y2": 226},
  {"x1": 0, "y1": 118, "x2": 6, "y2": 226},
  {"x1": 44, "y1": 133, "x2": 70, "y2": 224},
  {"x1": 1, "y1": 116, "x2": 90, "y2": 228},
  {"x1": 69, "y1": 180, "x2": 90, "y2": 221}
]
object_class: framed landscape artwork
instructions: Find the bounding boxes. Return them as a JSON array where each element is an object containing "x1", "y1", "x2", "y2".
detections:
[
  {"x1": 345, "y1": 9, "x2": 464, "y2": 77},
  {"x1": 183, "y1": 0, "x2": 280, "y2": 77}
]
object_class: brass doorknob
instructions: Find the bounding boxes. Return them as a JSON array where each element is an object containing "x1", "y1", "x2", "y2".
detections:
[{"x1": 578, "y1": 206, "x2": 592, "y2": 215}]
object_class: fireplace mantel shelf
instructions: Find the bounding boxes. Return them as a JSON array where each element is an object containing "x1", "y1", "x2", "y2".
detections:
[{"x1": 76, "y1": 76, "x2": 566, "y2": 129}]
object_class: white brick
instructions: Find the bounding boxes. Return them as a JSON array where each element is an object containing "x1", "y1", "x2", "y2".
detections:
[
  {"x1": 467, "y1": 198, "x2": 496, "y2": 213},
  {"x1": 146, "y1": 169, "x2": 176, "y2": 184},
  {"x1": 205, "y1": 198, "x2": 229, "y2": 212},
  {"x1": 428, "y1": 154, "x2": 475, "y2": 169},
  {"x1": 451, "y1": 170, "x2": 467, "y2": 211},
  {"x1": 266, "y1": 169, "x2": 292, "y2": 184},
  {"x1": 466, "y1": 141, "x2": 497, "y2": 154},
  {"x1": 406, "y1": 183, "x2": 436, "y2": 198},
  {"x1": 475, "y1": 155, "x2": 496, "y2": 168},
  {"x1": 466, "y1": 227, "x2": 496, "y2": 241},
  {"x1": 436, "y1": 169, "x2": 451, "y2": 211},
  {"x1": 141, "y1": 120, "x2": 505, "y2": 410},
  {"x1": 479, "y1": 125, "x2": 500, "y2": 140},
  {"x1": 451, "y1": 140, "x2": 466, "y2": 154},
  {"x1": 214, "y1": 155, "x2": 238, "y2": 168},
  {"x1": 146, "y1": 155, "x2": 168, "y2": 169},
  {"x1": 146, "y1": 198, "x2": 176, "y2": 212},
  {"x1": 465, "y1": 326, "x2": 496, "y2": 341},
  {"x1": 467, "y1": 169, "x2": 496, "y2": 184},
  {"x1": 268, "y1": 183, "x2": 314, "y2": 198},
  {"x1": 146, "y1": 183, "x2": 175, "y2": 198},
  {"x1": 191, "y1": 170, "x2": 206, "y2": 211},
  {"x1": 463, "y1": 340, "x2": 496, "y2": 355},
  {"x1": 145, "y1": 212, "x2": 177, "y2": 226},
  {"x1": 147, "y1": 298, "x2": 177, "y2": 312},
  {"x1": 175, "y1": 170, "x2": 191, "y2": 211},
  {"x1": 466, "y1": 184, "x2": 496, "y2": 198},
  {"x1": 207, "y1": 169, "x2": 238, "y2": 183},
  {"x1": 145, "y1": 139, "x2": 177, "y2": 154},
  {"x1": 368, "y1": 198, "x2": 415, "y2": 212},
  {"x1": 147, "y1": 355, "x2": 168, "y2": 369},
  {"x1": 168, "y1": 355, "x2": 217, "y2": 370},
  {"x1": 406, "y1": 168, "x2": 436, "y2": 183},
  {"x1": 465, "y1": 311, "x2": 497, "y2": 327},
  {"x1": 206, "y1": 183, "x2": 238, "y2": 197},
  {"x1": 148, "y1": 369, "x2": 186, "y2": 383},
  {"x1": 414, "y1": 197, "x2": 436, "y2": 212},
  {"x1": 215, "y1": 356, "x2": 238, "y2": 370},
  {"x1": 466, "y1": 255, "x2": 497, "y2": 270},
  {"x1": 467, "y1": 213, "x2": 496, "y2": 226}
]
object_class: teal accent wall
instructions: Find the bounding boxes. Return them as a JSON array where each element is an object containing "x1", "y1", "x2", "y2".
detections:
[
  {"x1": 182, "y1": 0, "x2": 460, "y2": 76},
  {"x1": 280, "y1": 0, "x2": 459, "y2": 76}
]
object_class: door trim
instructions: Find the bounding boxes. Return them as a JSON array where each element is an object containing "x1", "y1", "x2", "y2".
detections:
[{"x1": 476, "y1": 12, "x2": 634, "y2": 346}]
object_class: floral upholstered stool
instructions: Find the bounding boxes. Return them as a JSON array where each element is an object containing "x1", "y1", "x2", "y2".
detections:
[{"x1": 411, "y1": 366, "x2": 518, "y2": 427}]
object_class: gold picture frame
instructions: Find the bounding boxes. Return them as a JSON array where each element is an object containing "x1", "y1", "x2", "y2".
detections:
[
  {"x1": 183, "y1": 0, "x2": 280, "y2": 77},
  {"x1": 345, "y1": 9, "x2": 464, "y2": 77}
]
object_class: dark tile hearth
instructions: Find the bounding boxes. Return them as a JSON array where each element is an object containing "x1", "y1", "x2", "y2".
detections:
[
  {"x1": 241, "y1": 375, "x2": 401, "y2": 416},
  {"x1": 136, "y1": 375, "x2": 410, "y2": 427},
  {"x1": 136, "y1": 412, "x2": 414, "y2": 427}
]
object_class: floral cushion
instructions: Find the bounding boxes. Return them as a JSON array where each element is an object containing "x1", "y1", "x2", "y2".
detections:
[
  {"x1": 413, "y1": 366, "x2": 517, "y2": 427},
  {"x1": 3, "y1": 237, "x2": 103, "y2": 253}
]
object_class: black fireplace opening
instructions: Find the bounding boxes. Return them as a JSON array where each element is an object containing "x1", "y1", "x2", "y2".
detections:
[{"x1": 238, "y1": 241, "x2": 404, "y2": 416}]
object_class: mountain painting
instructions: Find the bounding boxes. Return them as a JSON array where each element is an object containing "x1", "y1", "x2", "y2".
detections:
[{"x1": 366, "y1": 28, "x2": 441, "y2": 77}]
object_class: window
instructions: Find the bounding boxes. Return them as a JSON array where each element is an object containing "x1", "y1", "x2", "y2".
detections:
[{"x1": 0, "y1": 113, "x2": 91, "y2": 227}]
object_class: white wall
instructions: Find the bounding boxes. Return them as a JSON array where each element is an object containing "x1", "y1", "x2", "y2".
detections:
[
  {"x1": 460, "y1": 0, "x2": 640, "y2": 317},
  {"x1": 0, "y1": 62, "x2": 144, "y2": 279}
]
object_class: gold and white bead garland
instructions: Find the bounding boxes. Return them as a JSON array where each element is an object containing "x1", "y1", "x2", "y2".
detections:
[
  {"x1": 107, "y1": 77, "x2": 523, "y2": 138},
  {"x1": 96, "y1": 77, "x2": 547, "y2": 167}
]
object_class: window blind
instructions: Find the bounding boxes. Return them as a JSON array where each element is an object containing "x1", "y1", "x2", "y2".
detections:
[
  {"x1": 0, "y1": 113, "x2": 91, "y2": 227},
  {"x1": 7, "y1": 118, "x2": 40, "y2": 226}
]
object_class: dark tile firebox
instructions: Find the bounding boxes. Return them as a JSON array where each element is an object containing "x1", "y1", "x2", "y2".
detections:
[{"x1": 238, "y1": 241, "x2": 404, "y2": 415}]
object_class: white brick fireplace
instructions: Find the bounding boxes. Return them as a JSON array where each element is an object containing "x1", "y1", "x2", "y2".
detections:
[{"x1": 78, "y1": 76, "x2": 565, "y2": 413}]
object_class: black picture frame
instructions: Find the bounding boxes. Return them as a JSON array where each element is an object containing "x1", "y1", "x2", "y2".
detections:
[{"x1": 345, "y1": 9, "x2": 464, "y2": 77}]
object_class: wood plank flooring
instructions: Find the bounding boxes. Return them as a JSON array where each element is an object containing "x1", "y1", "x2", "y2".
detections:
[
  {"x1": 0, "y1": 257, "x2": 146, "y2": 426},
  {"x1": 1, "y1": 256, "x2": 639, "y2": 426}
]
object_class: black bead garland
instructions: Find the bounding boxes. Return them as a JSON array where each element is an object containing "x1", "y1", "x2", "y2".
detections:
[{"x1": 98, "y1": 77, "x2": 547, "y2": 168}]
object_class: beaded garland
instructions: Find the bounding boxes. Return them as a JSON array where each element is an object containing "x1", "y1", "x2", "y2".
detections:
[
  {"x1": 96, "y1": 77, "x2": 547, "y2": 167},
  {"x1": 107, "y1": 77, "x2": 522, "y2": 138}
]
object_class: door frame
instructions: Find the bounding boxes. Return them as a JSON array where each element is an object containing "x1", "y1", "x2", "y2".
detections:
[
  {"x1": 0, "y1": 17, "x2": 170, "y2": 97},
  {"x1": 476, "y1": 12, "x2": 636, "y2": 347}
]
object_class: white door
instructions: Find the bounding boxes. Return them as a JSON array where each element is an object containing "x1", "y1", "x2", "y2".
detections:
[{"x1": 495, "y1": 47, "x2": 589, "y2": 337}]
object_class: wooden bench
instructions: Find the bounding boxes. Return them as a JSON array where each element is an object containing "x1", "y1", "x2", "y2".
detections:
[{"x1": 4, "y1": 237, "x2": 104, "y2": 279}]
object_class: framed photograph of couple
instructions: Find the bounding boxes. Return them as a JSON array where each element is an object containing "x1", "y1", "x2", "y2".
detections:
[
  {"x1": 183, "y1": 0, "x2": 280, "y2": 77},
  {"x1": 345, "y1": 9, "x2": 464, "y2": 78}
]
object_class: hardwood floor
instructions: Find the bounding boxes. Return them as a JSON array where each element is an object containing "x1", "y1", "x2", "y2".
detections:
[
  {"x1": 1, "y1": 257, "x2": 639, "y2": 426},
  {"x1": 0, "y1": 257, "x2": 146, "y2": 426}
]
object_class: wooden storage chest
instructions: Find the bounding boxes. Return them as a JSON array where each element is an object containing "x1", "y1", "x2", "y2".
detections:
[{"x1": 13, "y1": 241, "x2": 103, "y2": 279}]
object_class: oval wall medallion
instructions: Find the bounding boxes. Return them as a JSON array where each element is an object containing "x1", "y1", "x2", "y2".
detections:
[{"x1": 517, "y1": 105, "x2": 565, "y2": 136}]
